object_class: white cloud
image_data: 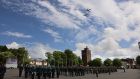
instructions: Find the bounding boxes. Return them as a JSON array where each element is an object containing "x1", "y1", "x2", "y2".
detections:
[
  {"x1": 6, "y1": 42, "x2": 56, "y2": 59},
  {"x1": 75, "y1": 26, "x2": 99, "y2": 42},
  {"x1": 6, "y1": 42, "x2": 22, "y2": 49},
  {"x1": 74, "y1": 38, "x2": 139, "y2": 60},
  {"x1": 28, "y1": 43, "x2": 56, "y2": 59},
  {"x1": 2, "y1": 0, "x2": 140, "y2": 59},
  {"x1": 3, "y1": 31, "x2": 32, "y2": 38},
  {"x1": 1, "y1": 0, "x2": 81, "y2": 29},
  {"x1": 43, "y1": 28, "x2": 62, "y2": 42},
  {"x1": 39, "y1": 1, "x2": 81, "y2": 29}
]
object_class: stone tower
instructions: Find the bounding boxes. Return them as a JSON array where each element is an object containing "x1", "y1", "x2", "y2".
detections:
[{"x1": 81, "y1": 46, "x2": 91, "y2": 66}]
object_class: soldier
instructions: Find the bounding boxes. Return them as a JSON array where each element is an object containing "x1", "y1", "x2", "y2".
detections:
[
  {"x1": 47, "y1": 67, "x2": 51, "y2": 79},
  {"x1": 0, "y1": 64, "x2": 6, "y2": 79},
  {"x1": 95, "y1": 68, "x2": 98, "y2": 78},
  {"x1": 18, "y1": 64, "x2": 23, "y2": 77},
  {"x1": 36, "y1": 66, "x2": 42, "y2": 79},
  {"x1": 31, "y1": 66, "x2": 35, "y2": 79},
  {"x1": 122, "y1": 66, "x2": 126, "y2": 72},
  {"x1": 51, "y1": 67, "x2": 55, "y2": 78},
  {"x1": 24, "y1": 65, "x2": 29, "y2": 78},
  {"x1": 108, "y1": 68, "x2": 111, "y2": 75},
  {"x1": 56, "y1": 67, "x2": 60, "y2": 78},
  {"x1": 0, "y1": 64, "x2": 2, "y2": 79},
  {"x1": 43, "y1": 66, "x2": 47, "y2": 79}
]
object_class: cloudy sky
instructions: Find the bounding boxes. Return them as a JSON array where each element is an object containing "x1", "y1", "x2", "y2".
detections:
[{"x1": 0, "y1": 0, "x2": 140, "y2": 60}]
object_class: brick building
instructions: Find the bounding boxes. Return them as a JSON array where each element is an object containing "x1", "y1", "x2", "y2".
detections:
[{"x1": 81, "y1": 46, "x2": 91, "y2": 66}]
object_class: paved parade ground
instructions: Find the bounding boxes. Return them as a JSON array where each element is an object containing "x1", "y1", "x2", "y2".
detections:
[{"x1": 4, "y1": 69, "x2": 140, "y2": 79}]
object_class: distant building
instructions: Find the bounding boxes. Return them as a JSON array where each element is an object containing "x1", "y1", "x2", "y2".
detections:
[
  {"x1": 6, "y1": 57, "x2": 17, "y2": 68},
  {"x1": 81, "y1": 46, "x2": 91, "y2": 66},
  {"x1": 30, "y1": 58, "x2": 47, "y2": 66},
  {"x1": 121, "y1": 58, "x2": 136, "y2": 69}
]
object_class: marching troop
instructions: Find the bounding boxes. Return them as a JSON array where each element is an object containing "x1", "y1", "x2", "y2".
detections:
[
  {"x1": 0, "y1": 63, "x2": 119, "y2": 79},
  {"x1": 18, "y1": 65, "x2": 118, "y2": 79}
]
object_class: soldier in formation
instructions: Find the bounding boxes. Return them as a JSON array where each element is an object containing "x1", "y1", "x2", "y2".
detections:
[
  {"x1": 19, "y1": 65, "x2": 118, "y2": 79},
  {"x1": 18, "y1": 64, "x2": 23, "y2": 77},
  {"x1": 0, "y1": 64, "x2": 6, "y2": 79}
]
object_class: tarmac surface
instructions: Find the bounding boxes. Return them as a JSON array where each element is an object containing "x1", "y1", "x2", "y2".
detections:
[{"x1": 4, "y1": 69, "x2": 140, "y2": 79}]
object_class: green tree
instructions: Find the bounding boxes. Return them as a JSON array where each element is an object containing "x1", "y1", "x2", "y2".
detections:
[
  {"x1": 45, "y1": 52, "x2": 53, "y2": 66},
  {"x1": 72, "y1": 54, "x2": 79, "y2": 66},
  {"x1": 104, "y1": 58, "x2": 112, "y2": 66},
  {"x1": 64, "y1": 49, "x2": 73, "y2": 66},
  {"x1": 0, "y1": 45, "x2": 29, "y2": 65},
  {"x1": 9, "y1": 47, "x2": 29, "y2": 65},
  {"x1": 77, "y1": 57, "x2": 83, "y2": 65},
  {"x1": 0, "y1": 51, "x2": 14, "y2": 64},
  {"x1": 0, "y1": 45, "x2": 8, "y2": 52},
  {"x1": 113, "y1": 58, "x2": 122, "y2": 67},
  {"x1": 18, "y1": 47, "x2": 29, "y2": 64},
  {"x1": 53, "y1": 51, "x2": 63, "y2": 66},
  {"x1": 136, "y1": 56, "x2": 140, "y2": 65},
  {"x1": 64, "y1": 49, "x2": 78, "y2": 66},
  {"x1": 91, "y1": 58, "x2": 102, "y2": 67}
]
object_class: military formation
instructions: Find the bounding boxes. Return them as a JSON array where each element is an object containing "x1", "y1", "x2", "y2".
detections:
[
  {"x1": 18, "y1": 65, "x2": 118, "y2": 79},
  {"x1": 18, "y1": 65, "x2": 61, "y2": 79}
]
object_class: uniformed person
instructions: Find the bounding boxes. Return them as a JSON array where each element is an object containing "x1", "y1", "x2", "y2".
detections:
[
  {"x1": 31, "y1": 66, "x2": 35, "y2": 79},
  {"x1": 51, "y1": 67, "x2": 55, "y2": 78},
  {"x1": 108, "y1": 68, "x2": 111, "y2": 75},
  {"x1": 56, "y1": 67, "x2": 60, "y2": 78},
  {"x1": 36, "y1": 66, "x2": 42, "y2": 79},
  {"x1": 24, "y1": 65, "x2": 29, "y2": 78},
  {"x1": 18, "y1": 64, "x2": 23, "y2": 77},
  {"x1": 0, "y1": 64, "x2": 2, "y2": 79},
  {"x1": 0, "y1": 64, "x2": 6, "y2": 79},
  {"x1": 95, "y1": 68, "x2": 98, "y2": 78},
  {"x1": 43, "y1": 66, "x2": 47, "y2": 79},
  {"x1": 47, "y1": 67, "x2": 51, "y2": 79}
]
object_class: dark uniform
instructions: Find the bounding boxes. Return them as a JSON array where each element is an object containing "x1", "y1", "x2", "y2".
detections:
[
  {"x1": 31, "y1": 66, "x2": 35, "y2": 79},
  {"x1": 43, "y1": 67, "x2": 47, "y2": 79},
  {"x1": 0, "y1": 64, "x2": 6, "y2": 79},
  {"x1": 18, "y1": 65, "x2": 23, "y2": 77},
  {"x1": 24, "y1": 65, "x2": 29, "y2": 78},
  {"x1": 56, "y1": 67, "x2": 60, "y2": 78},
  {"x1": 51, "y1": 67, "x2": 55, "y2": 78},
  {"x1": 47, "y1": 67, "x2": 51, "y2": 79},
  {"x1": 36, "y1": 66, "x2": 42, "y2": 79}
]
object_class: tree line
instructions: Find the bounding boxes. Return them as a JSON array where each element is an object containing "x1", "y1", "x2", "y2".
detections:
[
  {"x1": 45, "y1": 49, "x2": 83, "y2": 67},
  {"x1": 0, "y1": 45, "x2": 30, "y2": 66},
  {"x1": 1, "y1": 45, "x2": 140, "y2": 67},
  {"x1": 88, "y1": 58, "x2": 122, "y2": 67}
]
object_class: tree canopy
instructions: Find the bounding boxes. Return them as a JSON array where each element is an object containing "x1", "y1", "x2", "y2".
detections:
[
  {"x1": 89, "y1": 58, "x2": 102, "y2": 67},
  {"x1": 113, "y1": 58, "x2": 122, "y2": 67},
  {"x1": 104, "y1": 58, "x2": 112, "y2": 66},
  {"x1": 0, "y1": 45, "x2": 29, "y2": 65},
  {"x1": 45, "y1": 49, "x2": 83, "y2": 67}
]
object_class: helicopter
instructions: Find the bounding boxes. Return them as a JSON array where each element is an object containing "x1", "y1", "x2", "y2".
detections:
[{"x1": 84, "y1": 9, "x2": 91, "y2": 17}]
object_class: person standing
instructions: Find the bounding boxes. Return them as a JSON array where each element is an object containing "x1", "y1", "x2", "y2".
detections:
[
  {"x1": 18, "y1": 64, "x2": 23, "y2": 77},
  {"x1": 0, "y1": 64, "x2": 3, "y2": 79},
  {"x1": 24, "y1": 65, "x2": 29, "y2": 78},
  {"x1": 56, "y1": 67, "x2": 60, "y2": 78},
  {"x1": 0, "y1": 64, "x2": 6, "y2": 79}
]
